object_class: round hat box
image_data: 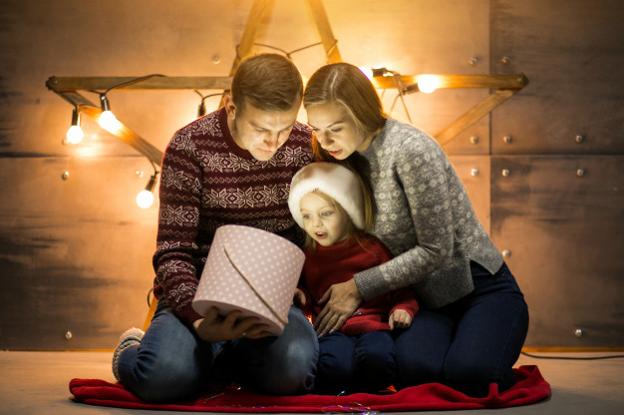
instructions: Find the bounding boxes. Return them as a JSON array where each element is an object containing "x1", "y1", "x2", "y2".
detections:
[{"x1": 192, "y1": 225, "x2": 305, "y2": 336}]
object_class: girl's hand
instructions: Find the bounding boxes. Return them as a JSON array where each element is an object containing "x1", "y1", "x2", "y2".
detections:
[
  {"x1": 389, "y1": 309, "x2": 412, "y2": 330},
  {"x1": 315, "y1": 279, "x2": 362, "y2": 336},
  {"x1": 293, "y1": 288, "x2": 307, "y2": 307}
]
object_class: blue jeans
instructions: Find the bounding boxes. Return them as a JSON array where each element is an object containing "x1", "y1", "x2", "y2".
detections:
[
  {"x1": 316, "y1": 330, "x2": 396, "y2": 393},
  {"x1": 117, "y1": 305, "x2": 318, "y2": 402},
  {"x1": 394, "y1": 262, "x2": 529, "y2": 396}
]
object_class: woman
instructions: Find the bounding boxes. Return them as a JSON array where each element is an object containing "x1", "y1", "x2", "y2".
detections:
[{"x1": 302, "y1": 62, "x2": 528, "y2": 397}]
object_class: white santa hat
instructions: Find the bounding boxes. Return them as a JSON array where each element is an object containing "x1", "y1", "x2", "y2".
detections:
[{"x1": 288, "y1": 162, "x2": 365, "y2": 230}]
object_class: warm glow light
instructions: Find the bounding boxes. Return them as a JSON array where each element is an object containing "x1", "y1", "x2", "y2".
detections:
[
  {"x1": 98, "y1": 110, "x2": 122, "y2": 133},
  {"x1": 416, "y1": 75, "x2": 442, "y2": 94},
  {"x1": 358, "y1": 66, "x2": 373, "y2": 80},
  {"x1": 136, "y1": 190, "x2": 154, "y2": 209},
  {"x1": 64, "y1": 125, "x2": 84, "y2": 145}
]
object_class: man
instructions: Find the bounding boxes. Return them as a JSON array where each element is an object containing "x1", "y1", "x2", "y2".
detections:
[{"x1": 112, "y1": 54, "x2": 316, "y2": 402}]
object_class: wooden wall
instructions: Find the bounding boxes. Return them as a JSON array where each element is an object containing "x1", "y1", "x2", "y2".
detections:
[{"x1": 0, "y1": 0, "x2": 622, "y2": 348}]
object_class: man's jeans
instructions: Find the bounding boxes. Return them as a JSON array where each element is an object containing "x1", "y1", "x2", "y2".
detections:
[{"x1": 117, "y1": 305, "x2": 318, "y2": 402}]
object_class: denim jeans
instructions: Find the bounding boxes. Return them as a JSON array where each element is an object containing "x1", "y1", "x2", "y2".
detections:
[
  {"x1": 394, "y1": 262, "x2": 529, "y2": 396},
  {"x1": 316, "y1": 330, "x2": 396, "y2": 393},
  {"x1": 117, "y1": 305, "x2": 318, "y2": 402}
]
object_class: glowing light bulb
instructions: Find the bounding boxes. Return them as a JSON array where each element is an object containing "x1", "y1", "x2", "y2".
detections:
[
  {"x1": 358, "y1": 66, "x2": 374, "y2": 80},
  {"x1": 65, "y1": 125, "x2": 84, "y2": 145},
  {"x1": 98, "y1": 110, "x2": 121, "y2": 132},
  {"x1": 136, "y1": 189, "x2": 154, "y2": 209},
  {"x1": 416, "y1": 75, "x2": 441, "y2": 94}
]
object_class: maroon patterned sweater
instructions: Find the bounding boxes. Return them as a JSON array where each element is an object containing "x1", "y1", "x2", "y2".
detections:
[{"x1": 152, "y1": 108, "x2": 313, "y2": 325}]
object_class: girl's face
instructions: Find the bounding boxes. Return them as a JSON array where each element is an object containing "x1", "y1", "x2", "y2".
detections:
[
  {"x1": 300, "y1": 192, "x2": 350, "y2": 247},
  {"x1": 306, "y1": 102, "x2": 372, "y2": 160}
]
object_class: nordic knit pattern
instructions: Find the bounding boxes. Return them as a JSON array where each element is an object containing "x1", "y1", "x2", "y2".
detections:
[
  {"x1": 153, "y1": 108, "x2": 313, "y2": 325},
  {"x1": 354, "y1": 119, "x2": 503, "y2": 308}
]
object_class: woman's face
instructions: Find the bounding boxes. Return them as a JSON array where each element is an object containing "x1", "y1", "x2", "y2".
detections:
[
  {"x1": 300, "y1": 192, "x2": 350, "y2": 247},
  {"x1": 306, "y1": 102, "x2": 369, "y2": 160}
]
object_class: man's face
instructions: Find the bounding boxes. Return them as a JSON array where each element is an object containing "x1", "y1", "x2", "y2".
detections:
[{"x1": 226, "y1": 97, "x2": 300, "y2": 161}]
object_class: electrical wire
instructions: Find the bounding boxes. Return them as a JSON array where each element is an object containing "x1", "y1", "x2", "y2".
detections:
[{"x1": 521, "y1": 351, "x2": 624, "y2": 360}]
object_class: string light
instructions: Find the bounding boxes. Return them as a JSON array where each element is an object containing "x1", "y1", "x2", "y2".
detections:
[
  {"x1": 136, "y1": 172, "x2": 158, "y2": 209},
  {"x1": 64, "y1": 107, "x2": 84, "y2": 145},
  {"x1": 97, "y1": 93, "x2": 122, "y2": 133},
  {"x1": 416, "y1": 74, "x2": 442, "y2": 94}
]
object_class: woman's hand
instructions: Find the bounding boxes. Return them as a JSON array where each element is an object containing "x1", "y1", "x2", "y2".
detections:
[
  {"x1": 389, "y1": 309, "x2": 412, "y2": 330},
  {"x1": 193, "y1": 308, "x2": 271, "y2": 342},
  {"x1": 315, "y1": 279, "x2": 362, "y2": 336}
]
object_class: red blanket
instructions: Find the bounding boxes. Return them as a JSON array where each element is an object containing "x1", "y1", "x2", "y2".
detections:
[{"x1": 69, "y1": 365, "x2": 550, "y2": 412}]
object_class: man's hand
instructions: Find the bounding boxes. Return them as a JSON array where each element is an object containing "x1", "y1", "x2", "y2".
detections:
[
  {"x1": 389, "y1": 309, "x2": 412, "y2": 330},
  {"x1": 293, "y1": 288, "x2": 307, "y2": 307},
  {"x1": 193, "y1": 308, "x2": 272, "y2": 342},
  {"x1": 315, "y1": 278, "x2": 362, "y2": 336}
]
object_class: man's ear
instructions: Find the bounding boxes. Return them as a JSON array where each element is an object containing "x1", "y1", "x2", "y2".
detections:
[{"x1": 223, "y1": 94, "x2": 236, "y2": 119}]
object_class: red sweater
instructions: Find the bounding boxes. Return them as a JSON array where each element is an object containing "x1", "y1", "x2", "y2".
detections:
[
  {"x1": 153, "y1": 108, "x2": 312, "y2": 325},
  {"x1": 300, "y1": 236, "x2": 419, "y2": 335}
]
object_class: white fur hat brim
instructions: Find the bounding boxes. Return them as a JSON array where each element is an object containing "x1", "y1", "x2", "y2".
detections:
[{"x1": 288, "y1": 162, "x2": 365, "y2": 230}]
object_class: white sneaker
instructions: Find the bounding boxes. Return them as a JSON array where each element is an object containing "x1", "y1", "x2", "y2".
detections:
[{"x1": 112, "y1": 327, "x2": 144, "y2": 381}]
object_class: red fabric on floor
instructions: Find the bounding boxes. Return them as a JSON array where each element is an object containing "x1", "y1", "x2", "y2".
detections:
[{"x1": 69, "y1": 365, "x2": 550, "y2": 412}]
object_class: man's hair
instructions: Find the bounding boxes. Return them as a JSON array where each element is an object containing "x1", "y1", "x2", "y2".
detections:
[{"x1": 231, "y1": 53, "x2": 303, "y2": 112}]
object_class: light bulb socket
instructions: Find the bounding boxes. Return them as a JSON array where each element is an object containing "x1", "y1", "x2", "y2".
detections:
[
  {"x1": 70, "y1": 108, "x2": 81, "y2": 126},
  {"x1": 197, "y1": 101, "x2": 206, "y2": 117},
  {"x1": 371, "y1": 67, "x2": 389, "y2": 77},
  {"x1": 145, "y1": 173, "x2": 158, "y2": 192},
  {"x1": 99, "y1": 94, "x2": 111, "y2": 112}
]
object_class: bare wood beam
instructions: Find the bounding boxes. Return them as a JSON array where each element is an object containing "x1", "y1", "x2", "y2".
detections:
[
  {"x1": 435, "y1": 89, "x2": 516, "y2": 146},
  {"x1": 46, "y1": 76, "x2": 230, "y2": 93},
  {"x1": 306, "y1": 0, "x2": 342, "y2": 63},
  {"x1": 219, "y1": 0, "x2": 275, "y2": 107},
  {"x1": 373, "y1": 74, "x2": 528, "y2": 91}
]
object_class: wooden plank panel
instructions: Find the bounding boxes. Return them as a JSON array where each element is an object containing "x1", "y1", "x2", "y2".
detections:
[
  {"x1": 490, "y1": 0, "x2": 624, "y2": 155},
  {"x1": 0, "y1": 157, "x2": 157, "y2": 349},
  {"x1": 491, "y1": 155, "x2": 624, "y2": 346}
]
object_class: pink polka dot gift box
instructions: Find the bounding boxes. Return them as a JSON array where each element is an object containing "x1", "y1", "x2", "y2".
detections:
[{"x1": 192, "y1": 225, "x2": 305, "y2": 336}]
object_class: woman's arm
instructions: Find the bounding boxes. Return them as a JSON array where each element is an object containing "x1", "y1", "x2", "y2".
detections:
[{"x1": 355, "y1": 134, "x2": 455, "y2": 300}]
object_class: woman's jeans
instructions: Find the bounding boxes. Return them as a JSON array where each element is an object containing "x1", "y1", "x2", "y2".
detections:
[
  {"x1": 117, "y1": 306, "x2": 318, "y2": 403},
  {"x1": 394, "y1": 262, "x2": 529, "y2": 397}
]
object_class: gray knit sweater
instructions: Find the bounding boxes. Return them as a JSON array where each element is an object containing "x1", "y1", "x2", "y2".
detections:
[{"x1": 354, "y1": 119, "x2": 503, "y2": 308}]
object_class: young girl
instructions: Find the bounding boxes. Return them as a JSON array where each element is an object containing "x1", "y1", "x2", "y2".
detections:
[{"x1": 288, "y1": 161, "x2": 418, "y2": 393}]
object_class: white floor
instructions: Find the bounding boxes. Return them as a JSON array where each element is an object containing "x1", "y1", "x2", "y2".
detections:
[{"x1": 0, "y1": 351, "x2": 622, "y2": 414}]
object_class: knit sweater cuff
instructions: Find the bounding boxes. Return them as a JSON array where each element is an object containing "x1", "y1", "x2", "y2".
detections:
[
  {"x1": 354, "y1": 267, "x2": 388, "y2": 301},
  {"x1": 175, "y1": 302, "x2": 204, "y2": 327}
]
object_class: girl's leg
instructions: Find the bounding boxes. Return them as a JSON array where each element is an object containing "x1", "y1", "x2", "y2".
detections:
[
  {"x1": 443, "y1": 262, "x2": 529, "y2": 396},
  {"x1": 116, "y1": 304, "x2": 216, "y2": 403},
  {"x1": 315, "y1": 331, "x2": 356, "y2": 393},
  {"x1": 394, "y1": 309, "x2": 454, "y2": 388},
  {"x1": 353, "y1": 330, "x2": 396, "y2": 392}
]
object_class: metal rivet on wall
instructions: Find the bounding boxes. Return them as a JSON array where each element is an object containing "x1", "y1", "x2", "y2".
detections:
[
  {"x1": 61, "y1": 171, "x2": 70, "y2": 180},
  {"x1": 574, "y1": 328, "x2": 584, "y2": 338},
  {"x1": 503, "y1": 135, "x2": 513, "y2": 144},
  {"x1": 500, "y1": 56, "x2": 511, "y2": 65},
  {"x1": 469, "y1": 136, "x2": 479, "y2": 145},
  {"x1": 212, "y1": 54, "x2": 221, "y2": 64},
  {"x1": 501, "y1": 169, "x2": 510, "y2": 177},
  {"x1": 502, "y1": 249, "x2": 511, "y2": 258},
  {"x1": 575, "y1": 135, "x2": 585, "y2": 144},
  {"x1": 65, "y1": 330, "x2": 73, "y2": 340},
  {"x1": 468, "y1": 56, "x2": 479, "y2": 66},
  {"x1": 576, "y1": 168, "x2": 585, "y2": 177},
  {"x1": 470, "y1": 168, "x2": 479, "y2": 177},
  {"x1": 135, "y1": 170, "x2": 144, "y2": 178}
]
